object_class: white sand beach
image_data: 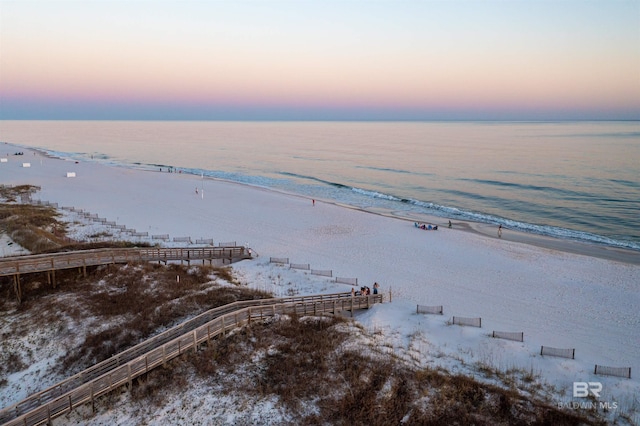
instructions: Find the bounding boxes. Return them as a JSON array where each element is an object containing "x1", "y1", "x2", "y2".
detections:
[{"x1": 2, "y1": 143, "x2": 639, "y2": 423}]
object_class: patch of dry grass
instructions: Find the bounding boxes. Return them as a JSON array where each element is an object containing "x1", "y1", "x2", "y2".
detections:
[
  {"x1": 3, "y1": 264, "x2": 607, "y2": 425},
  {"x1": 129, "y1": 315, "x2": 603, "y2": 426},
  {"x1": 0, "y1": 262, "x2": 270, "y2": 378},
  {"x1": 0, "y1": 185, "x2": 40, "y2": 203},
  {"x1": 0, "y1": 203, "x2": 68, "y2": 252}
]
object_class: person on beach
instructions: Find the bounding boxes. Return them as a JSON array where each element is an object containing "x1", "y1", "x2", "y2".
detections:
[
  {"x1": 373, "y1": 282, "x2": 379, "y2": 294},
  {"x1": 498, "y1": 224, "x2": 502, "y2": 238},
  {"x1": 448, "y1": 220, "x2": 452, "y2": 228},
  {"x1": 195, "y1": 187, "x2": 198, "y2": 194},
  {"x1": 312, "y1": 199, "x2": 315, "y2": 206}
]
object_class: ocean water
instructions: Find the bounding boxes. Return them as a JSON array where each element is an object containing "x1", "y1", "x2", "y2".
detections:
[{"x1": 1, "y1": 120, "x2": 639, "y2": 251}]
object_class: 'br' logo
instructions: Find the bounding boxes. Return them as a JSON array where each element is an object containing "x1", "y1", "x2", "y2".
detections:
[{"x1": 573, "y1": 382, "x2": 602, "y2": 398}]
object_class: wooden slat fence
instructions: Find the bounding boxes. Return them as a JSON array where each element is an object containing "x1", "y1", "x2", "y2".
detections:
[
  {"x1": 311, "y1": 269, "x2": 332, "y2": 277},
  {"x1": 290, "y1": 263, "x2": 310, "y2": 270},
  {"x1": 594, "y1": 365, "x2": 631, "y2": 379},
  {"x1": 195, "y1": 238, "x2": 214, "y2": 245},
  {"x1": 491, "y1": 331, "x2": 524, "y2": 342},
  {"x1": 0, "y1": 292, "x2": 382, "y2": 426},
  {"x1": 540, "y1": 346, "x2": 575, "y2": 359},
  {"x1": 218, "y1": 242, "x2": 236, "y2": 247},
  {"x1": 452, "y1": 316, "x2": 481, "y2": 327},
  {"x1": 417, "y1": 305, "x2": 443, "y2": 315}
]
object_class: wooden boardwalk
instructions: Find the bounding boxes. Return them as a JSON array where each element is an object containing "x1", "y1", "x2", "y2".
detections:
[
  {"x1": 0, "y1": 247, "x2": 251, "y2": 302},
  {"x1": 0, "y1": 292, "x2": 383, "y2": 426}
]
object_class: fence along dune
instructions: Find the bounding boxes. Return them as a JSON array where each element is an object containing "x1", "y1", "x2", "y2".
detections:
[
  {"x1": 491, "y1": 331, "x2": 524, "y2": 342},
  {"x1": 594, "y1": 365, "x2": 631, "y2": 379},
  {"x1": 540, "y1": 346, "x2": 575, "y2": 359},
  {"x1": 417, "y1": 304, "x2": 443, "y2": 315},
  {"x1": 452, "y1": 316, "x2": 481, "y2": 327},
  {"x1": 335, "y1": 277, "x2": 358, "y2": 285},
  {"x1": 290, "y1": 263, "x2": 310, "y2": 270}
]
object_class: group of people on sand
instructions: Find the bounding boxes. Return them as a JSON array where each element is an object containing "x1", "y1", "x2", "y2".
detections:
[
  {"x1": 414, "y1": 222, "x2": 438, "y2": 231},
  {"x1": 352, "y1": 282, "x2": 380, "y2": 296}
]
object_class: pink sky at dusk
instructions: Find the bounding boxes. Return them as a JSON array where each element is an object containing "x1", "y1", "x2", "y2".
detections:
[{"x1": 1, "y1": 1, "x2": 639, "y2": 120}]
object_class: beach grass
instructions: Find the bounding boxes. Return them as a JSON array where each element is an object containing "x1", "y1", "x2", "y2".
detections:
[
  {"x1": 3, "y1": 261, "x2": 270, "y2": 374},
  {"x1": 128, "y1": 313, "x2": 604, "y2": 425},
  {"x1": 0, "y1": 203, "x2": 67, "y2": 252}
]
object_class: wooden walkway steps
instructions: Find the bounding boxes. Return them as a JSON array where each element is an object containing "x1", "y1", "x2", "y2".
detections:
[
  {"x1": 0, "y1": 292, "x2": 383, "y2": 426},
  {"x1": 0, "y1": 247, "x2": 251, "y2": 302}
]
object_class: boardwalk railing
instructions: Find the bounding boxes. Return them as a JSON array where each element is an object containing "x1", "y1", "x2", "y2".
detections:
[
  {"x1": 0, "y1": 247, "x2": 250, "y2": 278},
  {"x1": 1, "y1": 247, "x2": 251, "y2": 303},
  {"x1": 0, "y1": 292, "x2": 382, "y2": 426}
]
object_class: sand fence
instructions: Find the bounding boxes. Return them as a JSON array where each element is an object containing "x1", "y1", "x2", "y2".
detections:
[
  {"x1": 452, "y1": 316, "x2": 482, "y2": 328},
  {"x1": 540, "y1": 346, "x2": 575, "y2": 359},
  {"x1": 594, "y1": 365, "x2": 631, "y2": 379},
  {"x1": 414, "y1": 299, "x2": 630, "y2": 378},
  {"x1": 34, "y1": 200, "x2": 236, "y2": 248},
  {"x1": 417, "y1": 304, "x2": 443, "y2": 315},
  {"x1": 491, "y1": 331, "x2": 524, "y2": 342},
  {"x1": 269, "y1": 257, "x2": 344, "y2": 281}
]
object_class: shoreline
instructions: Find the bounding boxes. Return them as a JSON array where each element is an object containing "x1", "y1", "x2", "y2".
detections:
[
  {"x1": 235, "y1": 180, "x2": 640, "y2": 266},
  {"x1": 320, "y1": 199, "x2": 640, "y2": 265},
  {"x1": 179, "y1": 172, "x2": 640, "y2": 266},
  {"x1": 5, "y1": 142, "x2": 640, "y2": 265}
]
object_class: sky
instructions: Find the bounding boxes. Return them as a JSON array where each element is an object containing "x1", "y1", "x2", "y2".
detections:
[{"x1": 0, "y1": 0, "x2": 639, "y2": 121}]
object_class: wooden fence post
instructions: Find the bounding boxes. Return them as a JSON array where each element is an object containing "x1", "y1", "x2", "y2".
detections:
[
  {"x1": 90, "y1": 383, "x2": 95, "y2": 413},
  {"x1": 13, "y1": 274, "x2": 21, "y2": 303},
  {"x1": 51, "y1": 258, "x2": 55, "y2": 288}
]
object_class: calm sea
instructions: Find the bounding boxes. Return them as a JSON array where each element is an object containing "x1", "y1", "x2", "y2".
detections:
[{"x1": 2, "y1": 120, "x2": 639, "y2": 251}]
